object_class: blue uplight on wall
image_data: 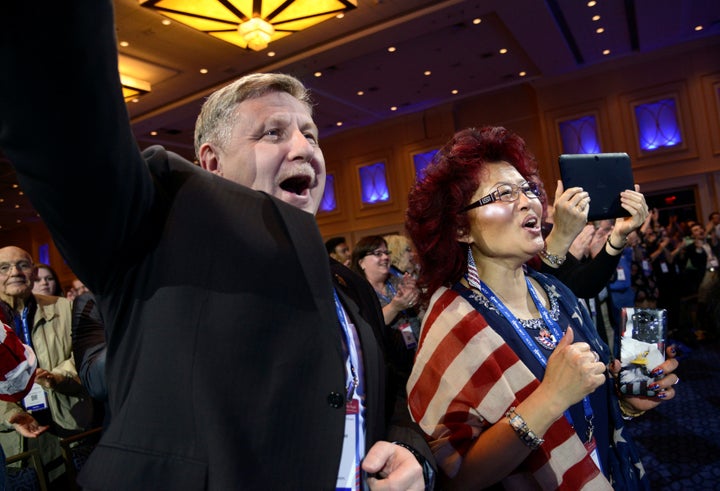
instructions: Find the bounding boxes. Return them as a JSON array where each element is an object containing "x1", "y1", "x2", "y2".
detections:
[
  {"x1": 413, "y1": 149, "x2": 438, "y2": 180},
  {"x1": 318, "y1": 173, "x2": 337, "y2": 212},
  {"x1": 359, "y1": 162, "x2": 390, "y2": 204},
  {"x1": 38, "y1": 243, "x2": 50, "y2": 265},
  {"x1": 558, "y1": 115, "x2": 601, "y2": 154},
  {"x1": 634, "y1": 98, "x2": 682, "y2": 151}
]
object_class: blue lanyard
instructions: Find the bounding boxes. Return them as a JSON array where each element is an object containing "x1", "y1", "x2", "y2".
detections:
[
  {"x1": 332, "y1": 289, "x2": 366, "y2": 491},
  {"x1": 374, "y1": 280, "x2": 396, "y2": 305},
  {"x1": 332, "y1": 289, "x2": 360, "y2": 400},
  {"x1": 14, "y1": 306, "x2": 31, "y2": 349},
  {"x1": 465, "y1": 274, "x2": 595, "y2": 442}
]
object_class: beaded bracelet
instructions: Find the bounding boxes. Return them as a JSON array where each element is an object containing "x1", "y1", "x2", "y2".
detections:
[
  {"x1": 506, "y1": 407, "x2": 544, "y2": 450},
  {"x1": 538, "y1": 247, "x2": 566, "y2": 267}
]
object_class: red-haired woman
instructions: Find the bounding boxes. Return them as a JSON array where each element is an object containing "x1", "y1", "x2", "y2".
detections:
[{"x1": 405, "y1": 126, "x2": 678, "y2": 490}]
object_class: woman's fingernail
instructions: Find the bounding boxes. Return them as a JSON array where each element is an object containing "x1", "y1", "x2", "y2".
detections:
[
  {"x1": 657, "y1": 390, "x2": 668, "y2": 399},
  {"x1": 651, "y1": 368, "x2": 664, "y2": 377},
  {"x1": 648, "y1": 383, "x2": 660, "y2": 391}
]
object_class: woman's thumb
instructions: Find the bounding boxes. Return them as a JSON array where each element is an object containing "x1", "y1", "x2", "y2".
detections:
[{"x1": 557, "y1": 326, "x2": 574, "y2": 348}]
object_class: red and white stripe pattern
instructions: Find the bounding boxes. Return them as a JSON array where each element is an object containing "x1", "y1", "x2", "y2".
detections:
[
  {"x1": 407, "y1": 287, "x2": 611, "y2": 490},
  {"x1": 0, "y1": 323, "x2": 36, "y2": 402}
]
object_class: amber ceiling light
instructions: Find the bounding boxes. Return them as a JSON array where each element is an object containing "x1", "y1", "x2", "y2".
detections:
[
  {"x1": 138, "y1": 0, "x2": 358, "y2": 51},
  {"x1": 120, "y1": 74, "x2": 152, "y2": 102}
]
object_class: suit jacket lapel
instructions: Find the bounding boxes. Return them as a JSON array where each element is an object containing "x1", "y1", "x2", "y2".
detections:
[{"x1": 271, "y1": 197, "x2": 343, "y2": 357}]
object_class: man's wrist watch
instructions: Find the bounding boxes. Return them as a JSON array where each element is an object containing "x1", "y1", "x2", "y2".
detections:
[{"x1": 392, "y1": 441, "x2": 436, "y2": 490}]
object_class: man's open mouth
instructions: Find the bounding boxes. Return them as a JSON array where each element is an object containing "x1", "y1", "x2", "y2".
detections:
[{"x1": 280, "y1": 174, "x2": 312, "y2": 196}]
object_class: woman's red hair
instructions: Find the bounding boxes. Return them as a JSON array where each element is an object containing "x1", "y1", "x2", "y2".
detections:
[{"x1": 405, "y1": 126, "x2": 546, "y2": 299}]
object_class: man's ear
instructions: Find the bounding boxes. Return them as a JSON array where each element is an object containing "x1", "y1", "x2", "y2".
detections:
[{"x1": 198, "y1": 143, "x2": 222, "y2": 176}]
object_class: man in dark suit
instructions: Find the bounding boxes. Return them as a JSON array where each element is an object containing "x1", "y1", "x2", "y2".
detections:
[{"x1": 0, "y1": 2, "x2": 431, "y2": 490}]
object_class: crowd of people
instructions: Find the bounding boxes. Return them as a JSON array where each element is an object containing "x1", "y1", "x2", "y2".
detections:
[
  {"x1": 623, "y1": 210, "x2": 720, "y2": 341},
  {"x1": 0, "y1": 247, "x2": 99, "y2": 489},
  {"x1": 0, "y1": 1, "x2": 709, "y2": 490}
]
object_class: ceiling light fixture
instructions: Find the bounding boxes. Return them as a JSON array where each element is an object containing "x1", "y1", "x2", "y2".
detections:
[
  {"x1": 138, "y1": 0, "x2": 358, "y2": 51},
  {"x1": 120, "y1": 74, "x2": 152, "y2": 102}
]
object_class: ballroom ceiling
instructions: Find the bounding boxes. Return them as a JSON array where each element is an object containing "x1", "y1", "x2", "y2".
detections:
[{"x1": 1, "y1": 0, "x2": 719, "y2": 232}]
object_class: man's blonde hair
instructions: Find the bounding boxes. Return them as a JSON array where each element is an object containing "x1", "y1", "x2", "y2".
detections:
[{"x1": 194, "y1": 73, "x2": 312, "y2": 158}]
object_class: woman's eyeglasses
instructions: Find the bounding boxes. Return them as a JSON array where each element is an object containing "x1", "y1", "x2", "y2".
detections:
[
  {"x1": 366, "y1": 249, "x2": 391, "y2": 258},
  {"x1": 462, "y1": 181, "x2": 540, "y2": 212}
]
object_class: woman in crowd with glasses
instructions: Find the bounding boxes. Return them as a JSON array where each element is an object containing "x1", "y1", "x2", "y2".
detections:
[
  {"x1": 351, "y1": 235, "x2": 422, "y2": 396},
  {"x1": 405, "y1": 126, "x2": 679, "y2": 490}
]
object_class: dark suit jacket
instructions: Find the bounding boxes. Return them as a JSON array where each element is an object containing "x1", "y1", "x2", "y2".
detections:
[{"x1": 0, "y1": 2, "x2": 389, "y2": 489}]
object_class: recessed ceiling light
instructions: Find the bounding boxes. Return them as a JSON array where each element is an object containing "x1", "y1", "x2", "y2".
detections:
[
  {"x1": 200, "y1": 68, "x2": 208, "y2": 74},
  {"x1": 267, "y1": 51, "x2": 276, "y2": 57},
  {"x1": 472, "y1": 18, "x2": 482, "y2": 25},
  {"x1": 519, "y1": 71, "x2": 527, "y2": 77},
  {"x1": 357, "y1": 90, "x2": 364, "y2": 96},
  {"x1": 596, "y1": 27, "x2": 605, "y2": 34},
  {"x1": 694, "y1": 25, "x2": 703, "y2": 31},
  {"x1": 390, "y1": 106, "x2": 397, "y2": 111},
  {"x1": 336, "y1": 13, "x2": 345, "y2": 19},
  {"x1": 119, "y1": 41, "x2": 129, "y2": 47},
  {"x1": 314, "y1": 72, "x2": 322, "y2": 78},
  {"x1": 131, "y1": 98, "x2": 139, "y2": 103},
  {"x1": 388, "y1": 46, "x2": 396, "y2": 53},
  {"x1": 336, "y1": 122, "x2": 343, "y2": 126},
  {"x1": 161, "y1": 19, "x2": 171, "y2": 26},
  {"x1": 11, "y1": 184, "x2": 17, "y2": 189},
  {"x1": 499, "y1": 48, "x2": 508, "y2": 54},
  {"x1": 587, "y1": 1, "x2": 597, "y2": 7},
  {"x1": 603, "y1": 49, "x2": 611, "y2": 55},
  {"x1": 424, "y1": 70, "x2": 431, "y2": 76},
  {"x1": 592, "y1": 15, "x2": 600, "y2": 21},
  {"x1": 150, "y1": 131, "x2": 158, "y2": 136},
  {"x1": 451, "y1": 89, "x2": 458, "y2": 95}
]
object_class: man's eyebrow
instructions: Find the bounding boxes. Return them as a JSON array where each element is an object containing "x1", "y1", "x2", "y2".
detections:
[{"x1": 300, "y1": 120, "x2": 319, "y2": 134}]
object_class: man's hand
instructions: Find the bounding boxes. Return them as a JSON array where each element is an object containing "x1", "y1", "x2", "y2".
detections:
[
  {"x1": 363, "y1": 441, "x2": 424, "y2": 490},
  {"x1": 569, "y1": 224, "x2": 596, "y2": 259},
  {"x1": 35, "y1": 368, "x2": 61, "y2": 390},
  {"x1": 9, "y1": 412, "x2": 49, "y2": 438}
]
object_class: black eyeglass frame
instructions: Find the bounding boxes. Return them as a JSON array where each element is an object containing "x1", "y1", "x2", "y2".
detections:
[
  {"x1": 461, "y1": 181, "x2": 540, "y2": 212},
  {"x1": 365, "y1": 249, "x2": 392, "y2": 258}
]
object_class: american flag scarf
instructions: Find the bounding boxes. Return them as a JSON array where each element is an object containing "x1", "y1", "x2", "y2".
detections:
[{"x1": 407, "y1": 269, "x2": 649, "y2": 490}]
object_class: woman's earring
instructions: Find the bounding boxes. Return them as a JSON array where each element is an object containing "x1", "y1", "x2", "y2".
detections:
[{"x1": 467, "y1": 247, "x2": 480, "y2": 287}]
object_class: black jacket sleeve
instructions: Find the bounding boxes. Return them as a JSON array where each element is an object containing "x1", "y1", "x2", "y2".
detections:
[
  {"x1": 541, "y1": 248, "x2": 622, "y2": 299},
  {"x1": 72, "y1": 293, "x2": 108, "y2": 401}
]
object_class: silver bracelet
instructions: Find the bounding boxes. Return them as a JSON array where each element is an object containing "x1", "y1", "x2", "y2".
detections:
[
  {"x1": 538, "y1": 247, "x2": 566, "y2": 267},
  {"x1": 506, "y1": 407, "x2": 545, "y2": 450}
]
